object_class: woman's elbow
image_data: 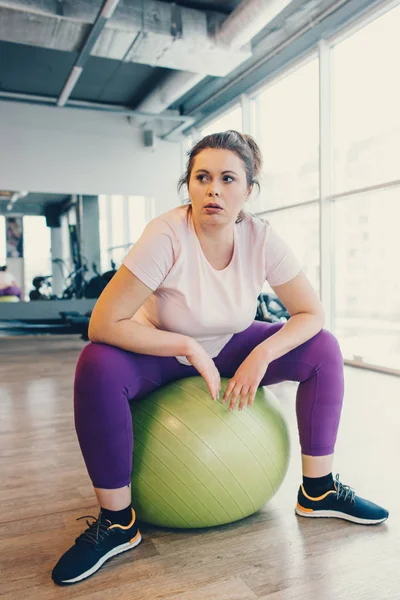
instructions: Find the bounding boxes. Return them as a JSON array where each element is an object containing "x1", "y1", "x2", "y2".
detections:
[
  {"x1": 88, "y1": 315, "x2": 126, "y2": 343},
  {"x1": 88, "y1": 317, "x2": 108, "y2": 343},
  {"x1": 88, "y1": 320, "x2": 99, "y2": 343},
  {"x1": 300, "y1": 306, "x2": 324, "y2": 332}
]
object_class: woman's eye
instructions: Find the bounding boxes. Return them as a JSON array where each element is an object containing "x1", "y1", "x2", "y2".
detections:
[{"x1": 196, "y1": 175, "x2": 234, "y2": 182}]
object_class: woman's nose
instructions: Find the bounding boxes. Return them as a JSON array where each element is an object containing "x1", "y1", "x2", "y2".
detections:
[{"x1": 207, "y1": 183, "x2": 220, "y2": 196}]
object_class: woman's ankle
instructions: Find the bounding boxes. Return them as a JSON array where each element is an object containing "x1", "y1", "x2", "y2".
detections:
[
  {"x1": 94, "y1": 484, "x2": 132, "y2": 511},
  {"x1": 301, "y1": 453, "x2": 334, "y2": 478}
]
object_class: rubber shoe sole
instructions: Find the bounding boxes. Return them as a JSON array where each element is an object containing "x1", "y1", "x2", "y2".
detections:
[
  {"x1": 55, "y1": 531, "x2": 142, "y2": 586},
  {"x1": 295, "y1": 504, "x2": 388, "y2": 525}
]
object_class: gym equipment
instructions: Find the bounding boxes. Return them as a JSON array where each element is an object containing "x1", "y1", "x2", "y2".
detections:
[
  {"x1": 84, "y1": 262, "x2": 116, "y2": 299},
  {"x1": 130, "y1": 376, "x2": 290, "y2": 529},
  {"x1": 61, "y1": 264, "x2": 89, "y2": 300},
  {"x1": 29, "y1": 260, "x2": 116, "y2": 302},
  {"x1": 256, "y1": 293, "x2": 290, "y2": 323},
  {"x1": 68, "y1": 224, "x2": 85, "y2": 299},
  {"x1": 59, "y1": 311, "x2": 91, "y2": 340},
  {"x1": 0, "y1": 296, "x2": 19, "y2": 303}
]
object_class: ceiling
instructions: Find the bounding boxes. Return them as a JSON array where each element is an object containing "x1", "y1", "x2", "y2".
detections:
[
  {"x1": 0, "y1": 40, "x2": 168, "y2": 107},
  {"x1": 0, "y1": 0, "x2": 255, "y2": 111},
  {"x1": 0, "y1": 0, "x2": 380, "y2": 213},
  {"x1": 0, "y1": 0, "x2": 379, "y2": 121}
]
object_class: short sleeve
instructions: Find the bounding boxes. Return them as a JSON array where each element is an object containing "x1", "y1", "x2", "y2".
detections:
[
  {"x1": 265, "y1": 223, "x2": 302, "y2": 286},
  {"x1": 122, "y1": 218, "x2": 176, "y2": 291}
]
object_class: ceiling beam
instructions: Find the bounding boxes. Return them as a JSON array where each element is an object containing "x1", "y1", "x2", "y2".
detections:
[{"x1": 57, "y1": 0, "x2": 121, "y2": 107}]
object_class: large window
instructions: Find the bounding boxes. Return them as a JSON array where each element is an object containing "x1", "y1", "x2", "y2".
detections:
[
  {"x1": 200, "y1": 104, "x2": 243, "y2": 137},
  {"x1": 253, "y1": 57, "x2": 319, "y2": 213},
  {"x1": 251, "y1": 57, "x2": 320, "y2": 296},
  {"x1": 334, "y1": 187, "x2": 400, "y2": 370},
  {"x1": 264, "y1": 203, "x2": 320, "y2": 294},
  {"x1": 332, "y1": 4, "x2": 400, "y2": 193},
  {"x1": 331, "y1": 4, "x2": 400, "y2": 370}
]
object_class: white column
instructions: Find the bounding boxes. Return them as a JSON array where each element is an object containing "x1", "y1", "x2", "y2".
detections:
[{"x1": 51, "y1": 227, "x2": 65, "y2": 297}]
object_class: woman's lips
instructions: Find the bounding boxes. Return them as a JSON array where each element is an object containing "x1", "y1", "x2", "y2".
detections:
[{"x1": 204, "y1": 203, "x2": 222, "y2": 212}]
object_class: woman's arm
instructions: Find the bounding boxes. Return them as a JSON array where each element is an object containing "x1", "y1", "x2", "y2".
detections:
[
  {"x1": 88, "y1": 265, "x2": 193, "y2": 357},
  {"x1": 221, "y1": 271, "x2": 325, "y2": 408},
  {"x1": 89, "y1": 264, "x2": 220, "y2": 399},
  {"x1": 256, "y1": 271, "x2": 325, "y2": 363}
]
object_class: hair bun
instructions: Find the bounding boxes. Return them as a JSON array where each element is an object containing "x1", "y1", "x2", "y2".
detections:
[{"x1": 242, "y1": 134, "x2": 263, "y2": 178}]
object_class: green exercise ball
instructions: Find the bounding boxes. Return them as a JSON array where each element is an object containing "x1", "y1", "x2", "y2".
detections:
[{"x1": 130, "y1": 376, "x2": 290, "y2": 529}]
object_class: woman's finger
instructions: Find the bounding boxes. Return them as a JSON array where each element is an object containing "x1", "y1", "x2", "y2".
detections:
[
  {"x1": 229, "y1": 384, "x2": 242, "y2": 411},
  {"x1": 238, "y1": 386, "x2": 250, "y2": 411},
  {"x1": 248, "y1": 385, "x2": 258, "y2": 407},
  {"x1": 222, "y1": 379, "x2": 235, "y2": 403}
]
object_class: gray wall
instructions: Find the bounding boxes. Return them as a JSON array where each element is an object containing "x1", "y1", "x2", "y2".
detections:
[{"x1": 0, "y1": 101, "x2": 182, "y2": 216}]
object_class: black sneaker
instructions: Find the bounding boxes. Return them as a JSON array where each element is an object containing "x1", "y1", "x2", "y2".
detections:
[
  {"x1": 295, "y1": 473, "x2": 389, "y2": 525},
  {"x1": 52, "y1": 508, "x2": 142, "y2": 585}
]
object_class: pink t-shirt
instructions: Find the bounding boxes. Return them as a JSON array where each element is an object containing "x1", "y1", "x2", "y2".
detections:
[{"x1": 123, "y1": 205, "x2": 301, "y2": 364}]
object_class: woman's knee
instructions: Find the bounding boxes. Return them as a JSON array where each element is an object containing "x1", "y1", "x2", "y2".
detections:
[
  {"x1": 75, "y1": 342, "x2": 127, "y2": 388},
  {"x1": 310, "y1": 329, "x2": 343, "y2": 366}
]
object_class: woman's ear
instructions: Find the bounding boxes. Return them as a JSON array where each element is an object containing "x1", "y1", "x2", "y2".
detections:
[{"x1": 246, "y1": 184, "x2": 254, "y2": 200}]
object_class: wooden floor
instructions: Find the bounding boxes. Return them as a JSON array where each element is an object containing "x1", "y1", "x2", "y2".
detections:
[{"x1": 1, "y1": 335, "x2": 399, "y2": 600}]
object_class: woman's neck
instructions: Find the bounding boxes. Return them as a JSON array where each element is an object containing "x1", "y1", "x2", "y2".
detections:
[{"x1": 191, "y1": 213, "x2": 234, "y2": 248}]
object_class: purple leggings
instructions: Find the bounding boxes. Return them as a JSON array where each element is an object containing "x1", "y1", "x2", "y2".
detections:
[
  {"x1": 0, "y1": 285, "x2": 21, "y2": 299},
  {"x1": 74, "y1": 321, "x2": 344, "y2": 489}
]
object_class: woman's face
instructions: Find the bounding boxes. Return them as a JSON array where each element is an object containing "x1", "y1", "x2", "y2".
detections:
[{"x1": 188, "y1": 149, "x2": 252, "y2": 226}]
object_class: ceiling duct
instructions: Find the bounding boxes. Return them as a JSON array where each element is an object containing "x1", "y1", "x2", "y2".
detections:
[{"x1": 137, "y1": 0, "x2": 293, "y2": 115}]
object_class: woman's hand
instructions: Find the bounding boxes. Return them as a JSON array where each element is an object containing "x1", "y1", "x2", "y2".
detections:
[
  {"x1": 185, "y1": 340, "x2": 221, "y2": 401},
  {"x1": 222, "y1": 346, "x2": 270, "y2": 411}
]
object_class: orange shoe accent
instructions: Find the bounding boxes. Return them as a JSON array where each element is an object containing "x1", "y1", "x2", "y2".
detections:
[
  {"x1": 129, "y1": 530, "x2": 141, "y2": 544},
  {"x1": 301, "y1": 485, "x2": 335, "y2": 502},
  {"x1": 297, "y1": 502, "x2": 314, "y2": 513},
  {"x1": 108, "y1": 508, "x2": 136, "y2": 530}
]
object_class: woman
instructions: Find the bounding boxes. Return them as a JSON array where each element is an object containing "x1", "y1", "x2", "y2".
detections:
[{"x1": 52, "y1": 130, "x2": 388, "y2": 586}]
